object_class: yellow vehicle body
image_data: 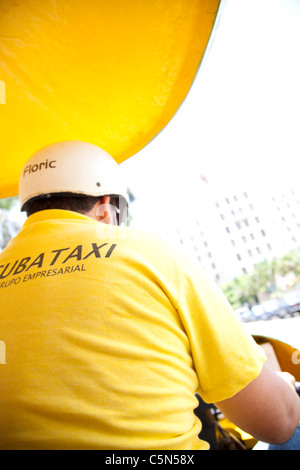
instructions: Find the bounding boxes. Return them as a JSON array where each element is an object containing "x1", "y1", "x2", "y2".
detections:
[{"x1": 0, "y1": 0, "x2": 221, "y2": 199}]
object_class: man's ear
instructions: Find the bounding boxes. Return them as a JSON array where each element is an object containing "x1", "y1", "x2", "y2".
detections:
[
  {"x1": 94, "y1": 196, "x2": 113, "y2": 224},
  {"x1": 85, "y1": 196, "x2": 111, "y2": 223}
]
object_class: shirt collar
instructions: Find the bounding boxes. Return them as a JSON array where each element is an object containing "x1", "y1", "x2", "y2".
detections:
[{"x1": 23, "y1": 209, "x2": 95, "y2": 228}]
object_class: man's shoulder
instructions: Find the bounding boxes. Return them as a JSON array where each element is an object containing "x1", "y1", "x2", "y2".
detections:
[
  {"x1": 108, "y1": 225, "x2": 203, "y2": 274},
  {"x1": 95, "y1": 223, "x2": 185, "y2": 258}
]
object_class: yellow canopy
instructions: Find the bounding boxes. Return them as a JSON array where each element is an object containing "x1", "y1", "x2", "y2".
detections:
[{"x1": 0, "y1": 0, "x2": 221, "y2": 198}]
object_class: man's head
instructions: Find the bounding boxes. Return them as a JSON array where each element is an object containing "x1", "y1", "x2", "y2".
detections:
[{"x1": 19, "y1": 141, "x2": 128, "y2": 225}]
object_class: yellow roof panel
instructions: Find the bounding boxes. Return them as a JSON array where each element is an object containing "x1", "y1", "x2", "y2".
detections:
[{"x1": 0, "y1": 0, "x2": 221, "y2": 198}]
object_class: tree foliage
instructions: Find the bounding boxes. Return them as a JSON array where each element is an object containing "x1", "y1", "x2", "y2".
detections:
[
  {"x1": 221, "y1": 249, "x2": 300, "y2": 309},
  {"x1": 0, "y1": 197, "x2": 22, "y2": 250}
]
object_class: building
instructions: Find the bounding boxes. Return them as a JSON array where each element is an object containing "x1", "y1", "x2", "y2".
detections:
[{"x1": 164, "y1": 175, "x2": 300, "y2": 284}]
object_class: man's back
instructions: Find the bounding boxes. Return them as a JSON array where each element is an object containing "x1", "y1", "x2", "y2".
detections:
[
  {"x1": 0, "y1": 209, "x2": 204, "y2": 449},
  {"x1": 0, "y1": 209, "x2": 265, "y2": 449}
]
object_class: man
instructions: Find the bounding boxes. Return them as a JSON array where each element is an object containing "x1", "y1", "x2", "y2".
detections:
[{"x1": 0, "y1": 140, "x2": 299, "y2": 450}]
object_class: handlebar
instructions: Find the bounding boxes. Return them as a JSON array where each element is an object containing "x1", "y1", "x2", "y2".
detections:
[{"x1": 295, "y1": 382, "x2": 300, "y2": 397}]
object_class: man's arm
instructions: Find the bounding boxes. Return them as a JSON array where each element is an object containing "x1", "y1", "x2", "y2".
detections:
[{"x1": 215, "y1": 363, "x2": 300, "y2": 444}]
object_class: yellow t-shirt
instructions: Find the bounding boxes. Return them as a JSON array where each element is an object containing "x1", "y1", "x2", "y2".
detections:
[{"x1": 0, "y1": 210, "x2": 265, "y2": 450}]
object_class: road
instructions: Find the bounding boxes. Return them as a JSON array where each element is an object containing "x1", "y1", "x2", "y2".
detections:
[{"x1": 242, "y1": 315, "x2": 300, "y2": 349}]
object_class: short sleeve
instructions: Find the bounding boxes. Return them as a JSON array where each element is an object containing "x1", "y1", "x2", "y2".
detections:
[{"x1": 176, "y1": 256, "x2": 266, "y2": 404}]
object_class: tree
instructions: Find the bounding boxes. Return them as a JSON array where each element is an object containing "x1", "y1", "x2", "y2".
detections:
[
  {"x1": 221, "y1": 258, "x2": 280, "y2": 308},
  {"x1": 0, "y1": 197, "x2": 22, "y2": 250},
  {"x1": 277, "y1": 247, "x2": 300, "y2": 277},
  {"x1": 251, "y1": 259, "x2": 278, "y2": 295},
  {"x1": 222, "y1": 273, "x2": 259, "y2": 309}
]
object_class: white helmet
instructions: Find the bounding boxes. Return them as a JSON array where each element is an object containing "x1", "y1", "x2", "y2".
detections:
[{"x1": 19, "y1": 140, "x2": 128, "y2": 223}]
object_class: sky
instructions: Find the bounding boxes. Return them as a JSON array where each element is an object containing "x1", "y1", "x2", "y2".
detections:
[{"x1": 121, "y1": 0, "x2": 300, "y2": 233}]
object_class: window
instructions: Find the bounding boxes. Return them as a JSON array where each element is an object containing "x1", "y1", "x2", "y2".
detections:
[{"x1": 236, "y1": 253, "x2": 242, "y2": 261}]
